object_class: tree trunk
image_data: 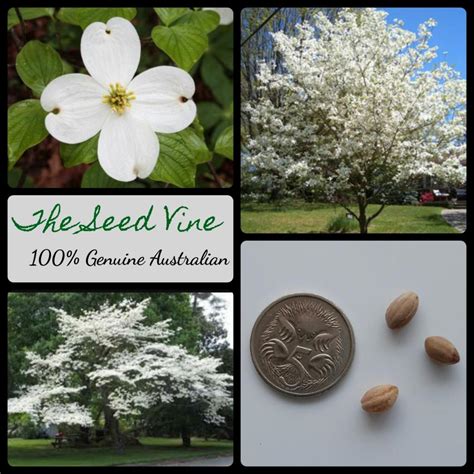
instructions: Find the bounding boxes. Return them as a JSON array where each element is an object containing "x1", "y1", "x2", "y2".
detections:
[
  {"x1": 101, "y1": 388, "x2": 124, "y2": 451},
  {"x1": 357, "y1": 196, "x2": 368, "y2": 234},
  {"x1": 181, "y1": 424, "x2": 191, "y2": 448},
  {"x1": 104, "y1": 404, "x2": 121, "y2": 449},
  {"x1": 79, "y1": 426, "x2": 90, "y2": 445}
]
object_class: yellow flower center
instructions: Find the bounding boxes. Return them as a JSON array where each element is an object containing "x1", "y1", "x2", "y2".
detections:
[{"x1": 103, "y1": 83, "x2": 136, "y2": 114}]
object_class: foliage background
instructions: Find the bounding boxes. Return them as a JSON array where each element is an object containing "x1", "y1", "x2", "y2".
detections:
[{"x1": 8, "y1": 8, "x2": 233, "y2": 188}]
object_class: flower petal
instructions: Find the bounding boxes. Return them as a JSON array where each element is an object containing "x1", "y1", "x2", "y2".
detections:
[
  {"x1": 98, "y1": 112, "x2": 159, "y2": 182},
  {"x1": 81, "y1": 17, "x2": 140, "y2": 88},
  {"x1": 128, "y1": 66, "x2": 197, "y2": 133},
  {"x1": 41, "y1": 73, "x2": 110, "y2": 144},
  {"x1": 203, "y1": 8, "x2": 234, "y2": 25}
]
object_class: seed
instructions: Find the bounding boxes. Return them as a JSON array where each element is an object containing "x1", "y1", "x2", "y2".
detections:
[
  {"x1": 425, "y1": 336, "x2": 460, "y2": 365},
  {"x1": 361, "y1": 384, "x2": 399, "y2": 413},
  {"x1": 385, "y1": 291, "x2": 419, "y2": 329}
]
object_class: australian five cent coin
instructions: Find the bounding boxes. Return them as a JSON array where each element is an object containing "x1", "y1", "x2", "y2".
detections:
[{"x1": 250, "y1": 293, "x2": 355, "y2": 397}]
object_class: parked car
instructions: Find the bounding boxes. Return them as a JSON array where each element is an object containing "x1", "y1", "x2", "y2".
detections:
[
  {"x1": 432, "y1": 189, "x2": 450, "y2": 201},
  {"x1": 455, "y1": 188, "x2": 467, "y2": 201}
]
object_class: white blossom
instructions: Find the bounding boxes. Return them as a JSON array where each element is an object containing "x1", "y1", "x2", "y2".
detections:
[
  {"x1": 203, "y1": 8, "x2": 233, "y2": 25},
  {"x1": 8, "y1": 385, "x2": 93, "y2": 426},
  {"x1": 8, "y1": 299, "x2": 232, "y2": 428},
  {"x1": 41, "y1": 17, "x2": 197, "y2": 182},
  {"x1": 244, "y1": 9, "x2": 466, "y2": 209}
]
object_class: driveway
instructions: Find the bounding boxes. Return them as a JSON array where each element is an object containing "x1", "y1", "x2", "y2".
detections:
[
  {"x1": 441, "y1": 209, "x2": 466, "y2": 233},
  {"x1": 122, "y1": 455, "x2": 233, "y2": 467}
]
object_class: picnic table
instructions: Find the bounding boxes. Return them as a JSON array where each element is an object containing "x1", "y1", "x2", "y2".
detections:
[{"x1": 51, "y1": 433, "x2": 80, "y2": 448}]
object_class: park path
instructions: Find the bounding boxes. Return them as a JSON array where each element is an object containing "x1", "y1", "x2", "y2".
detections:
[
  {"x1": 441, "y1": 209, "x2": 466, "y2": 233},
  {"x1": 122, "y1": 455, "x2": 233, "y2": 467}
]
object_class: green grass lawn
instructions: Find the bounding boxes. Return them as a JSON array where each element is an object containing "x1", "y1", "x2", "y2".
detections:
[
  {"x1": 8, "y1": 437, "x2": 233, "y2": 467},
  {"x1": 241, "y1": 202, "x2": 458, "y2": 233}
]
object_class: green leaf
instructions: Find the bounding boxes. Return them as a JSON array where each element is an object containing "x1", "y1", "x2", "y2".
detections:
[
  {"x1": 60, "y1": 134, "x2": 99, "y2": 168},
  {"x1": 8, "y1": 100, "x2": 48, "y2": 169},
  {"x1": 8, "y1": 8, "x2": 54, "y2": 30},
  {"x1": 8, "y1": 169, "x2": 33, "y2": 188},
  {"x1": 61, "y1": 59, "x2": 74, "y2": 75},
  {"x1": 152, "y1": 25, "x2": 208, "y2": 71},
  {"x1": 154, "y1": 8, "x2": 189, "y2": 26},
  {"x1": 200, "y1": 54, "x2": 233, "y2": 107},
  {"x1": 191, "y1": 117, "x2": 206, "y2": 141},
  {"x1": 225, "y1": 102, "x2": 234, "y2": 120},
  {"x1": 214, "y1": 126, "x2": 233, "y2": 160},
  {"x1": 197, "y1": 102, "x2": 224, "y2": 129},
  {"x1": 210, "y1": 119, "x2": 232, "y2": 148},
  {"x1": 81, "y1": 162, "x2": 144, "y2": 188},
  {"x1": 208, "y1": 26, "x2": 233, "y2": 71},
  {"x1": 211, "y1": 24, "x2": 233, "y2": 49},
  {"x1": 175, "y1": 10, "x2": 220, "y2": 34},
  {"x1": 16, "y1": 40, "x2": 64, "y2": 96},
  {"x1": 150, "y1": 129, "x2": 211, "y2": 187},
  {"x1": 57, "y1": 8, "x2": 137, "y2": 29},
  {"x1": 213, "y1": 47, "x2": 233, "y2": 72}
]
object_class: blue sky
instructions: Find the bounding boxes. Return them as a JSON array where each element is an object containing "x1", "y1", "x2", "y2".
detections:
[{"x1": 382, "y1": 8, "x2": 466, "y2": 78}]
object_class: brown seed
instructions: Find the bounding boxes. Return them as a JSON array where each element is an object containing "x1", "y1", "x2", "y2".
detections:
[
  {"x1": 361, "y1": 384, "x2": 399, "y2": 413},
  {"x1": 425, "y1": 336, "x2": 460, "y2": 365},
  {"x1": 385, "y1": 291, "x2": 419, "y2": 329}
]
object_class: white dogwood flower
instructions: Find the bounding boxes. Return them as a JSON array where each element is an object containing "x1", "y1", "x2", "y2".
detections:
[
  {"x1": 203, "y1": 8, "x2": 233, "y2": 25},
  {"x1": 40, "y1": 17, "x2": 197, "y2": 182}
]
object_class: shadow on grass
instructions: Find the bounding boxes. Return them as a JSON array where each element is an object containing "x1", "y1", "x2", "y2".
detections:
[
  {"x1": 8, "y1": 437, "x2": 233, "y2": 467},
  {"x1": 241, "y1": 201, "x2": 458, "y2": 234},
  {"x1": 241, "y1": 202, "x2": 336, "y2": 213},
  {"x1": 424, "y1": 213, "x2": 449, "y2": 223}
]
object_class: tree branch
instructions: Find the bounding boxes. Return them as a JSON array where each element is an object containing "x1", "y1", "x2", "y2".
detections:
[
  {"x1": 207, "y1": 161, "x2": 223, "y2": 188},
  {"x1": 17, "y1": 170, "x2": 28, "y2": 189},
  {"x1": 367, "y1": 203, "x2": 386, "y2": 225},
  {"x1": 54, "y1": 19, "x2": 63, "y2": 51},
  {"x1": 241, "y1": 8, "x2": 282, "y2": 47},
  {"x1": 10, "y1": 28, "x2": 23, "y2": 50},
  {"x1": 14, "y1": 8, "x2": 26, "y2": 44},
  {"x1": 339, "y1": 203, "x2": 359, "y2": 222}
]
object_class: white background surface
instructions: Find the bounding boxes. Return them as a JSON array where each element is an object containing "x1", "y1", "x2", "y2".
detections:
[{"x1": 241, "y1": 241, "x2": 466, "y2": 466}]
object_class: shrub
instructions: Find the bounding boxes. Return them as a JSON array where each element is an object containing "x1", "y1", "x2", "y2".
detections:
[
  {"x1": 325, "y1": 213, "x2": 358, "y2": 233},
  {"x1": 419, "y1": 191, "x2": 435, "y2": 203},
  {"x1": 384, "y1": 190, "x2": 419, "y2": 205},
  {"x1": 8, "y1": 413, "x2": 44, "y2": 439},
  {"x1": 420, "y1": 201, "x2": 451, "y2": 208}
]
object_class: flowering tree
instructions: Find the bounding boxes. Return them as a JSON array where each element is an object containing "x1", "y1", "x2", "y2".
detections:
[
  {"x1": 8, "y1": 299, "x2": 232, "y2": 447},
  {"x1": 244, "y1": 8, "x2": 466, "y2": 233}
]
